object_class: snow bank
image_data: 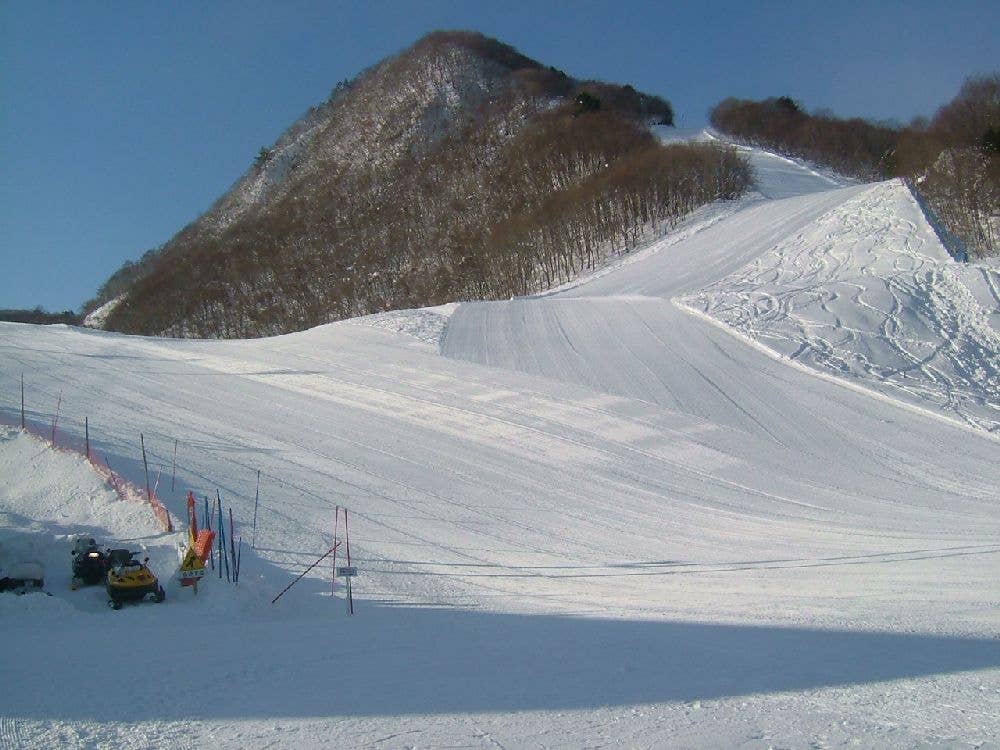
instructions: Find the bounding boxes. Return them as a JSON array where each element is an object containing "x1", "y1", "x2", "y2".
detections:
[
  {"x1": 341, "y1": 302, "x2": 458, "y2": 347},
  {"x1": 0, "y1": 428, "x2": 179, "y2": 619}
]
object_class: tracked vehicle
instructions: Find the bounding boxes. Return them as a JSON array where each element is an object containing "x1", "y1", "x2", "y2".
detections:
[
  {"x1": 105, "y1": 549, "x2": 165, "y2": 609},
  {"x1": 71, "y1": 537, "x2": 108, "y2": 589}
]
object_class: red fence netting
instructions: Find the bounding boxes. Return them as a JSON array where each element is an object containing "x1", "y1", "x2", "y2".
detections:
[{"x1": 1, "y1": 414, "x2": 174, "y2": 533}]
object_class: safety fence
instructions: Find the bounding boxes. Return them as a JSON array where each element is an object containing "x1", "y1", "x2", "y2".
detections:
[
  {"x1": 0, "y1": 410, "x2": 174, "y2": 533},
  {"x1": 3, "y1": 372, "x2": 373, "y2": 607}
]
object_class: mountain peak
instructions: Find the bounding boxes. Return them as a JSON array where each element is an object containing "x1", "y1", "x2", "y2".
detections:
[
  {"x1": 407, "y1": 30, "x2": 544, "y2": 71},
  {"x1": 95, "y1": 33, "x2": 725, "y2": 338}
]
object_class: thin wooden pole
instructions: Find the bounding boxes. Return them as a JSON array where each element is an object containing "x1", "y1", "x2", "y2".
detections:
[
  {"x1": 50, "y1": 393, "x2": 62, "y2": 446},
  {"x1": 217, "y1": 492, "x2": 230, "y2": 582},
  {"x1": 20, "y1": 374, "x2": 25, "y2": 429},
  {"x1": 331, "y1": 505, "x2": 340, "y2": 595},
  {"x1": 171, "y1": 438, "x2": 178, "y2": 492},
  {"x1": 251, "y1": 469, "x2": 261, "y2": 549},
  {"x1": 84, "y1": 417, "x2": 90, "y2": 460},
  {"x1": 235, "y1": 537, "x2": 242, "y2": 584},
  {"x1": 204, "y1": 497, "x2": 214, "y2": 571},
  {"x1": 345, "y1": 508, "x2": 353, "y2": 615},
  {"x1": 217, "y1": 495, "x2": 224, "y2": 579},
  {"x1": 187, "y1": 491, "x2": 198, "y2": 537},
  {"x1": 140, "y1": 433, "x2": 151, "y2": 506},
  {"x1": 228, "y1": 506, "x2": 237, "y2": 573}
]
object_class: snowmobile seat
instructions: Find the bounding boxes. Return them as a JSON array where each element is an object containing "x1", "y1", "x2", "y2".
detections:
[{"x1": 106, "y1": 549, "x2": 134, "y2": 567}]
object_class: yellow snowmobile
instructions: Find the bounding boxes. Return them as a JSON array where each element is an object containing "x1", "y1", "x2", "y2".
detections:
[{"x1": 106, "y1": 549, "x2": 165, "y2": 610}]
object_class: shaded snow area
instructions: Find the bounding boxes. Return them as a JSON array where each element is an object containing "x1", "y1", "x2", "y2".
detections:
[
  {"x1": 680, "y1": 180, "x2": 1000, "y2": 433},
  {"x1": 1, "y1": 137, "x2": 999, "y2": 748}
]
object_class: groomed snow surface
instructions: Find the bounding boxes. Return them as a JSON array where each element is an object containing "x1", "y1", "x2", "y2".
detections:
[{"x1": 1, "y1": 134, "x2": 998, "y2": 748}]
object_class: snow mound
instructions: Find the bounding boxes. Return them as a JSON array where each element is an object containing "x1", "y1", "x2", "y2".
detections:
[
  {"x1": 680, "y1": 180, "x2": 1000, "y2": 432},
  {"x1": 0, "y1": 428, "x2": 175, "y2": 617},
  {"x1": 342, "y1": 303, "x2": 458, "y2": 347}
]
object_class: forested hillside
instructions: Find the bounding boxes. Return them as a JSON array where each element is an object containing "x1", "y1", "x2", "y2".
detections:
[
  {"x1": 710, "y1": 74, "x2": 999, "y2": 259},
  {"x1": 94, "y1": 31, "x2": 750, "y2": 338},
  {"x1": 0, "y1": 308, "x2": 80, "y2": 325}
]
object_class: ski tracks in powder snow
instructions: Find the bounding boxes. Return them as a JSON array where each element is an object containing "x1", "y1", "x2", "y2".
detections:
[{"x1": 681, "y1": 180, "x2": 1000, "y2": 433}]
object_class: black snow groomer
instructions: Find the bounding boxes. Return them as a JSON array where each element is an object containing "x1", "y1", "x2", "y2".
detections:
[
  {"x1": 71, "y1": 537, "x2": 108, "y2": 589},
  {"x1": 105, "y1": 549, "x2": 165, "y2": 609}
]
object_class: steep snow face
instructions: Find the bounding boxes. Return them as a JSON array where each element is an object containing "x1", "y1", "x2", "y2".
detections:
[
  {"x1": 343, "y1": 302, "x2": 458, "y2": 347},
  {"x1": 681, "y1": 179, "x2": 1000, "y2": 432},
  {"x1": 737, "y1": 140, "x2": 855, "y2": 200},
  {"x1": 441, "y1": 186, "x2": 873, "y2": 435}
]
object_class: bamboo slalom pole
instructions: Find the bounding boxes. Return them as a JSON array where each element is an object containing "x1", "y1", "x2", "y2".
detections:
[
  {"x1": 345, "y1": 508, "x2": 353, "y2": 615},
  {"x1": 235, "y1": 537, "x2": 242, "y2": 584},
  {"x1": 205, "y1": 497, "x2": 214, "y2": 571},
  {"x1": 171, "y1": 438, "x2": 178, "y2": 492},
  {"x1": 217, "y1": 492, "x2": 230, "y2": 582},
  {"x1": 140, "y1": 434, "x2": 151, "y2": 506},
  {"x1": 332, "y1": 505, "x2": 340, "y2": 595},
  {"x1": 51, "y1": 393, "x2": 62, "y2": 446},
  {"x1": 251, "y1": 469, "x2": 261, "y2": 549},
  {"x1": 228, "y1": 506, "x2": 237, "y2": 574}
]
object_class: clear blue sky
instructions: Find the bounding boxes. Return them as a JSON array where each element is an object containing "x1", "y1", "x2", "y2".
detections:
[{"x1": 2, "y1": 1, "x2": 997, "y2": 312}]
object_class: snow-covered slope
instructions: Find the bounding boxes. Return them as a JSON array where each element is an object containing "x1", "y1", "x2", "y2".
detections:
[
  {"x1": 443, "y1": 180, "x2": 998, "y2": 434},
  {"x1": 1, "y1": 137, "x2": 998, "y2": 748},
  {"x1": 681, "y1": 180, "x2": 999, "y2": 432}
]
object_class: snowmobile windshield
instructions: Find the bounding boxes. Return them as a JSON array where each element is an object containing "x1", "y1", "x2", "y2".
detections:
[
  {"x1": 73, "y1": 538, "x2": 98, "y2": 554},
  {"x1": 107, "y1": 550, "x2": 133, "y2": 566}
]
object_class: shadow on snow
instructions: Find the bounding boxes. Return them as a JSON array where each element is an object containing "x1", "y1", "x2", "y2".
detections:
[{"x1": 4, "y1": 600, "x2": 999, "y2": 721}]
